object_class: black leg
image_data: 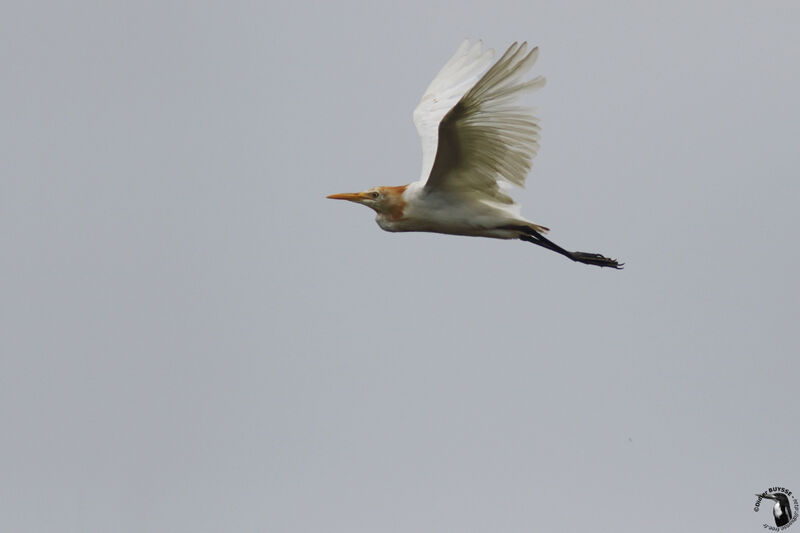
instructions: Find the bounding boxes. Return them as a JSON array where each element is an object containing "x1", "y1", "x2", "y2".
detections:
[{"x1": 506, "y1": 226, "x2": 623, "y2": 269}]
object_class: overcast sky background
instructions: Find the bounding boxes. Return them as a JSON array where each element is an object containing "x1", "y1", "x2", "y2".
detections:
[{"x1": 2, "y1": 1, "x2": 799, "y2": 532}]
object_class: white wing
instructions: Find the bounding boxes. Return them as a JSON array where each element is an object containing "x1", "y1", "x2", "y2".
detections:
[
  {"x1": 413, "y1": 40, "x2": 495, "y2": 185},
  {"x1": 421, "y1": 42, "x2": 545, "y2": 205}
]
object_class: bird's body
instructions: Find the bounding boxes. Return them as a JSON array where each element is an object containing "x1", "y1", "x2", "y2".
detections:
[
  {"x1": 328, "y1": 40, "x2": 622, "y2": 268},
  {"x1": 366, "y1": 182, "x2": 538, "y2": 239}
]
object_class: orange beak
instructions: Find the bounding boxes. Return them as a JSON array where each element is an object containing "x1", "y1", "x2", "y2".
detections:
[{"x1": 326, "y1": 192, "x2": 371, "y2": 203}]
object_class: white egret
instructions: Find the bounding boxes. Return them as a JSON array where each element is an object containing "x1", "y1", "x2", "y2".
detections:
[{"x1": 328, "y1": 40, "x2": 622, "y2": 268}]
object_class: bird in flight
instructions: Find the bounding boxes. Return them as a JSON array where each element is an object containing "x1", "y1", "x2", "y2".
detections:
[{"x1": 328, "y1": 40, "x2": 622, "y2": 269}]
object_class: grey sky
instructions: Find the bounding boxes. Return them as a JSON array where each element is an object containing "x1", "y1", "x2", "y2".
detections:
[{"x1": 2, "y1": 1, "x2": 798, "y2": 532}]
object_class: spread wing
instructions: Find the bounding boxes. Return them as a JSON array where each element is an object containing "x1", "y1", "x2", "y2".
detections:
[
  {"x1": 413, "y1": 40, "x2": 495, "y2": 186},
  {"x1": 420, "y1": 42, "x2": 545, "y2": 205}
]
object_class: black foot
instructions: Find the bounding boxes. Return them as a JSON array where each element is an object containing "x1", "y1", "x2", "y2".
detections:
[
  {"x1": 571, "y1": 252, "x2": 624, "y2": 269},
  {"x1": 516, "y1": 230, "x2": 623, "y2": 269}
]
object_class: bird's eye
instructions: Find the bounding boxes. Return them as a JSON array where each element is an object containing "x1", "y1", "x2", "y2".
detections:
[{"x1": 371, "y1": 191, "x2": 380, "y2": 199}]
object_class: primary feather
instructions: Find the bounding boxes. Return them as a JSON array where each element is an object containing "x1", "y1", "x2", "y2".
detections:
[
  {"x1": 413, "y1": 40, "x2": 496, "y2": 186},
  {"x1": 413, "y1": 41, "x2": 545, "y2": 208}
]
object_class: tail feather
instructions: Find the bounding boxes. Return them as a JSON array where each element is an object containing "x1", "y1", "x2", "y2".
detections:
[{"x1": 527, "y1": 222, "x2": 549, "y2": 234}]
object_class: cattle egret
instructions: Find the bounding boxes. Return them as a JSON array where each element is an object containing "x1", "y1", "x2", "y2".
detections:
[{"x1": 328, "y1": 40, "x2": 622, "y2": 269}]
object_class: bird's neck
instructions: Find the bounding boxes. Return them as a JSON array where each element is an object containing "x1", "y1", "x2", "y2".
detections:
[{"x1": 378, "y1": 185, "x2": 408, "y2": 221}]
